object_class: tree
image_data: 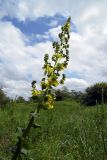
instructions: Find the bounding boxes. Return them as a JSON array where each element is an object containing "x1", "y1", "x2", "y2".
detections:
[
  {"x1": 0, "y1": 88, "x2": 8, "y2": 108},
  {"x1": 82, "y1": 82, "x2": 107, "y2": 106},
  {"x1": 16, "y1": 96, "x2": 25, "y2": 103},
  {"x1": 55, "y1": 87, "x2": 71, "y2": 101},
  {"x1": 70, "y1": 90, "x2": 83, "y2": 102}
]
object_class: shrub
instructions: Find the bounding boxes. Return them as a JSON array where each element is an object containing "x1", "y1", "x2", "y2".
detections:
[
  {"x1": 55, "y1": 88, "x2": 83, "y2": 101},
  {"x1": 16, "y1": 96, "x2": 26, "y2": 103},
  {"x1": 55, "y1": 87, "x2": 70, "y2": 101},
  {"x1": 0, "y1": 88, "x2": 9, "y2": 108},
  {"x1": 82, "y1": 82, "x2": 107, "y2": 106}
]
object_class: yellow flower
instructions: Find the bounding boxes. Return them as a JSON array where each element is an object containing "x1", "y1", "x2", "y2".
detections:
[
  {"x1": 43, "y1": 94, "x2": 55, "y2": 109},
  {"x1": 52, "y1": 80, "x2": 59, "y2": 87},
  {"x1": 47, "y1": 66, "x2": 54, "y2": 74},
  {"x1": 56, "y1": 63, "x2": 64, "y2": 71},
  {"x1": 48, "y1": 78, "x2": 59, "y2": 87},
  {"x1": 57, "y1": 53, "x2": 63, "y2": 59},
  {"x1": 32, "y1": 89, "x2": 41, "y2": 96},
  {"x1": 41, "y1": 81, "x2": 49, "y2": 90},
  {"x1": 43, "y1": 64, "x2": 54, "y2": 74},
  {"x1": 45, "y1": 101, "x2": 54, "y2": 109}
]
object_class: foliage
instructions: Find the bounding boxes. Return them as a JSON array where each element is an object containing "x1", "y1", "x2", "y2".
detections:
[
  {"x1": 55, "y1": 87, "x2": 69, "y2": 101},
  {"x1": 16, "y1": 96, "x2": 26, "y2": 103},
  {"x1": 70, "y1": 90, "x2": 83, "y2": 102},
  {"x1": 55, "y1": 87, "x2": 83, "y2": 101},
  {"x1": 82, "y1": 82, "x2": 107, "y2": 106},
  {"x1": 0, "y1": 89, "x2": 9, "y2": 108}
]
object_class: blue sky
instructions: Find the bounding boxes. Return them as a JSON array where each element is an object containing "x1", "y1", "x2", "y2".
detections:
[
  {"x1": 2, "y1": 14, "x2": 65, "y2": 35},
  {"x1": 0, "y1": 0, "x2": 107, "y2": 98},
  {"x1": 1, "y1": 14, "x2": 77, "y2": 44}
]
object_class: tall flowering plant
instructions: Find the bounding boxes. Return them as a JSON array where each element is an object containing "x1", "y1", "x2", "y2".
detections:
[
  {"x1": 11, "y1": 17, "x2": 71, "y2": 160},
  {"x1": 32, "y1": 17, "x2": 71, "y2": 110}
]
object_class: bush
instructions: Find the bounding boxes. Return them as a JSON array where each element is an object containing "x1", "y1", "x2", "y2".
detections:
[
  {"x1": 82, "y1": 82, "x2": 107, "y2": 106},
  {"x1": 0, "y1": 88, "x2": 9, "y2": 108},
  {"x1": 55, "y1": 87, "x2": 83, "y2": 101},
  {"x1": 55, "y1": 87, "x2": 70, "y2": 101},
  {"x1": 16, "y1": 96, "x2": 26, "y2": 103},
  {"x1": 70, "y1": 90, "x2": 83, "y2": 102}
]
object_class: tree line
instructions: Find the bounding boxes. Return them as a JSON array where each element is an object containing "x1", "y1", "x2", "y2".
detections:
[{"x1": 0, "y1": 82, "x2": 107, "y2": 107}]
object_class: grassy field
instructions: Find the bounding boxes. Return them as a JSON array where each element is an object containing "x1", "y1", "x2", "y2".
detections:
[{"x1": 0, "y1": 100, "x2": 107, "y2": 160}]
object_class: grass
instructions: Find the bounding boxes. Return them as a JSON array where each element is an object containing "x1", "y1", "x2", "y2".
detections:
[{"x1": 0, "y1": 100, "x2": 107, "y2": 160}]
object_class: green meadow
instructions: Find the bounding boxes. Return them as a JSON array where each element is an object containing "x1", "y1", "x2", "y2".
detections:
[{"x1": 0, "y1": 101, "x2": 107, "y2": 160}]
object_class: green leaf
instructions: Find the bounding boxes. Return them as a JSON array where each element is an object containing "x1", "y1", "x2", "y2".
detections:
[
  {"x1": 16, "y1": 127, "x2": 23, "y2": 135},
  {"x1": 32, "y1": 124, "x2": 41, "y2": 129},
  {"x1": 21, "y1": 148, "x2": 28, "y2": 156},
  {"x1": 21, "y1": 138, "x2": 30, "y2": 149},
  {"x1": 30, "y1": 112, "x2": 37, "y2": 118}
]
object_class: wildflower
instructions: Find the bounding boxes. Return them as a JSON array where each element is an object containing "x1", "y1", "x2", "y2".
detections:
[
  {"x1": 56, "y1": 63, "x2": 64, "y2": 71},
  {"x1": 43, "y1": 94, "x2": 54, "y2": 109},
  {"x1": 47, "y1": 66, "x2": 54, "y2": 74},
  {"x1": 48, "y1": 74, "x2": 59, "y2": 87},
  {"x1": 41, "y1": 81, "x2": 49, "y2": 90},
  {"x1": 43, "y1": 64, "x2": 54, "y2": 75},
  {"x1": 56, "y1": 53, "x2": 63, "y2": 59},
  {"x1": 32, "y1": 89, "x2": 41, "y2": 96},
  {"x1": 45, "y1": 101, "x2": 54, "y2": 109}
]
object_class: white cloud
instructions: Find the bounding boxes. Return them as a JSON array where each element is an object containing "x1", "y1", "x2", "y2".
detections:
[
  {"x1": 3, "y1": 80, "x2": 31, "y2": 99},
  {"x1": 0, "y1": 0, "x2": 107, "y2": 98},
  {"x1": 47, "y1": 20, "x2": 58, "y2": 27},
  {"x1": 35, "y1": 25, "x2": 61, "y2": 41},
  {"x1": 0, "y1": 20, "x2": 54, "y2": 98},
  {"x1": 68, "y1": 30, "x2": 107, "y2": 83},
  {"x1": 64, "y1": 78, "x2": 88, "y2": 91},
  {"x1": 0, "y1": 0, "x2": 106, "y2": 24},
  {"x1": 78, "y1": 6, "x2": 100, "y2": 23},
  {"x1": 0, "y1": 0, "x2": 67, "y2": 21}
]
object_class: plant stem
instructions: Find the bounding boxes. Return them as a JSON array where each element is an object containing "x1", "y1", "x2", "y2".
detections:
[{"x1": 11, "y1": 108, "x2": 39, "y2": 160}]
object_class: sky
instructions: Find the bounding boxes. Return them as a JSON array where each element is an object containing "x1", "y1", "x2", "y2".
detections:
[{"x1": 0, "y1": 0, "x2": 107, "y2": 99}]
